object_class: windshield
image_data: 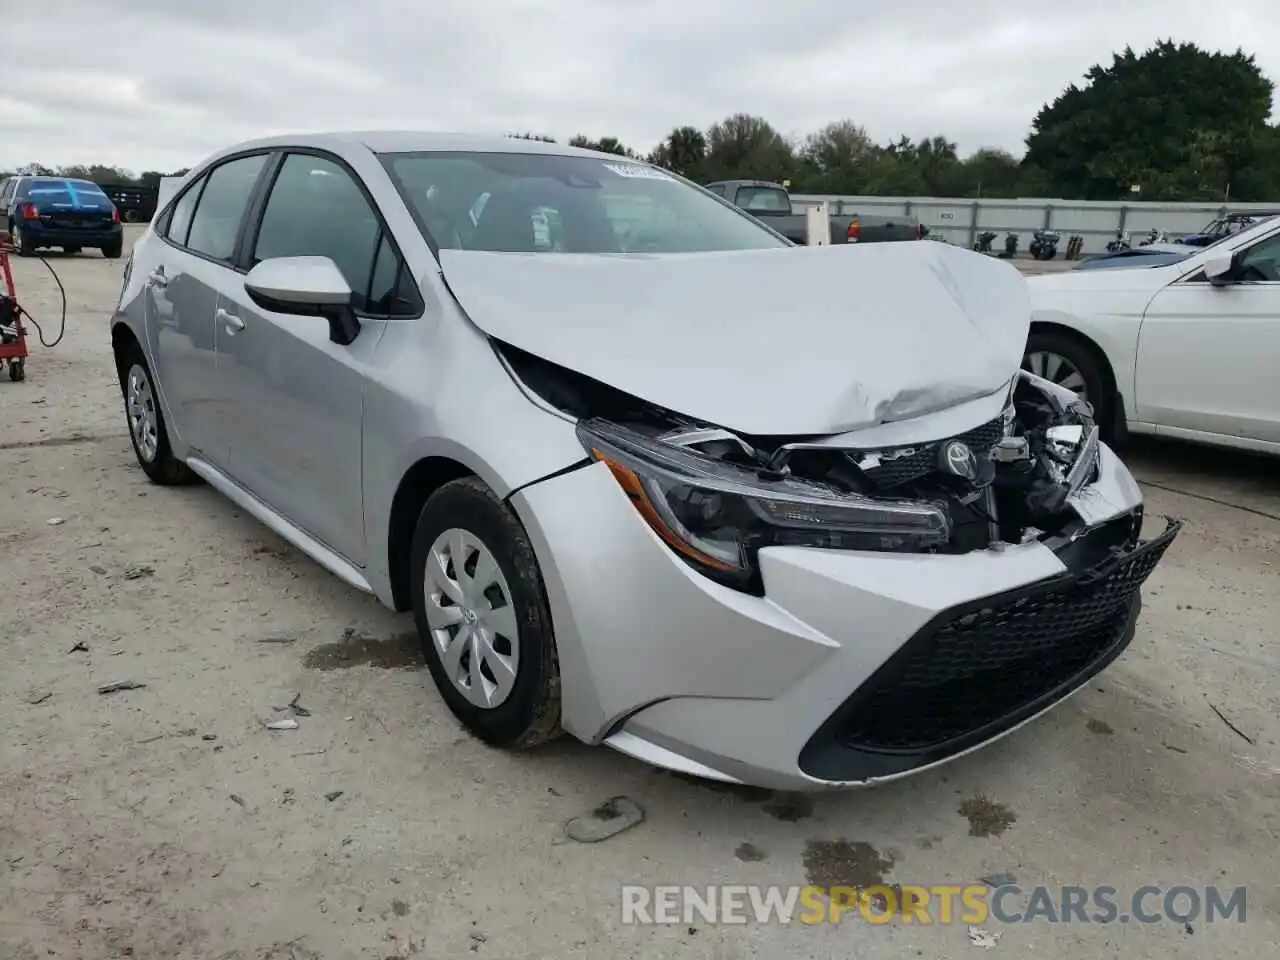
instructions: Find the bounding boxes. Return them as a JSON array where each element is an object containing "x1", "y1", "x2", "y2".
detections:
[{"x1": 381, "y1": 151, "x2": 790, "y2": 254}]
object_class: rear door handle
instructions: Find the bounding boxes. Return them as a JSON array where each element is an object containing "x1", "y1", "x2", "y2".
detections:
[
  {"x1": 216, "y1": 307, "x2": 245, "y2": 333},
  {"x1": 147, "y1": 269, "x2": 167, "y2": 289}
]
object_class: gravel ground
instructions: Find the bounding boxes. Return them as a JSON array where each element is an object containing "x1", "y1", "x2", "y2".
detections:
[{"x1": 1, "y1": 227, "x2": 1277, "y2": 959}]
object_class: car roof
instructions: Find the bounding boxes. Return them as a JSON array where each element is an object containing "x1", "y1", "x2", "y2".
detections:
[{"x1": 214, "y1": 130, "x2": 627, "y2": 160}]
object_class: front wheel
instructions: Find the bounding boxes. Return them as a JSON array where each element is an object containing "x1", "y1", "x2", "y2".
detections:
[
  {"x1": 8, "y1": 358, "x2": 24, "y2": 382},
  {"x1": 411, "y1": 477, "x2": 562, "y2": 749},
  {"x1": 1023, "y1": 330, "x2": 1115, "y2": 440}
]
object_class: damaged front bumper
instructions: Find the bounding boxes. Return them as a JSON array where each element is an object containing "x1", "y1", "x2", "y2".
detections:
[{"x1": 504, "y1": 365, "x2": 1180, "y2": 790}]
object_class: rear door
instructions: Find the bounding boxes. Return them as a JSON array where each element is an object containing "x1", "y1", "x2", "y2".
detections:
[
  {"x1": 216, "y1": 150, "x2": 422, "y2": 563},
  {"x1": 143, "y1": 153, "x2": 271, "y2": 464},
  {"x1": 1136, "y1": 228, "x2": 1280, "y2": 443}
]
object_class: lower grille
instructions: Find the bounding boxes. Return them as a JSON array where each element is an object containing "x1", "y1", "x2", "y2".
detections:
[
  {"x1": 832, "y1": 518, "x2": 1179, "y2": 754},
  {"x1": 857, "y1": 413, "x2": 1007, "y2": 489}
]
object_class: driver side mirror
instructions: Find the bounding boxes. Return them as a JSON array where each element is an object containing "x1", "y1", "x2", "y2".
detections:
[
  {"x1": 244, "y1": 256, "x2": 361, "y2": 345},
  {"x1": 1202, "y1": 253, "x2": 1236, "y2": 286}
]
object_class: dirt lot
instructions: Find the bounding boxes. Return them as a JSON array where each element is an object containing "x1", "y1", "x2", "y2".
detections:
[{"x1": 2, "y1": 227, "x2": 1278, "y2": 959}]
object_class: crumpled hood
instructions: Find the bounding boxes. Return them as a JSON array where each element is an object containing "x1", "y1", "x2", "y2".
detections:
[{"x1": 437, "y1": 242, "x2": 1031, "y2": 436}]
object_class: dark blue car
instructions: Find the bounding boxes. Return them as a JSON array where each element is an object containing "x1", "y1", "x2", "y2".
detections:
[{"x1": 0, "y1": 175, "x2": 124, "y2": 258}]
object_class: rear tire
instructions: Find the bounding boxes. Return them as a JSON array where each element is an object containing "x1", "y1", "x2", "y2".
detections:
[
  {"x1": 102, "y1": 239, "x2": 123, "y2": 259},
  {"x1": 410, "y1": 477, "x2": 562, "y2": 749},
  {"x1": 8, "y1": 359, "x2": 24, "y2": 382},
  {"x1": 118, "y1": 343, "x2": 197, "y2": 485},
  {"x1": 10, "y1": 224, "x2": 34, "y2": 257}
]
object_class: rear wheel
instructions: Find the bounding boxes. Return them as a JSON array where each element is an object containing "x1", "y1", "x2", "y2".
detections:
[
  {"x1": 10, "y1": 224, "x2": 34, "y2": 257},
  {"x1": 102, "y1": 239, "x2": 123, "y2": 259},
  {"x1": 410, "y1": 477, "x2": 562, "y2": 748},
  {"x1": 8, "y1": 358, "x2": 24, "y2": 382},
  {"x1": 118, "y1": 343, "x2": 197, "y2": 485}
]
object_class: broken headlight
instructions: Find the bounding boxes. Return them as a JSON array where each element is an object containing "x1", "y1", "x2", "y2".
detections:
[{"x1": 577, "y1": 418, "x2": 950, "y2": 591}]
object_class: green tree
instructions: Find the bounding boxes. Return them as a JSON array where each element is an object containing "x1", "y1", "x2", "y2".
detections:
[
  {"x1": 568, "y1": 135, "x2": 635, "y2": 156},
  {"x1": 648, "y1": 126, "x2": 708, "y2": 180},
  {"x1": 1025, "y1": 41, "x2": 1275, "y2": 200},
  {"x1": 703, "y1": 114, "x2": 797, "y2": 184},
  {"x1": 797, "y1": 120, "x2": 877, "y2": 193}
]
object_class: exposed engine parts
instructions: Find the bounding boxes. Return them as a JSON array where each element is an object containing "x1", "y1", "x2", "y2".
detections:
[{"x1": 497, "y1": 338, "x2": 1107, "y2": 558}]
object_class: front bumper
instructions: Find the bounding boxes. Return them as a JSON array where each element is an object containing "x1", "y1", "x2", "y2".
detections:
[{"x1": 510, "y1": 443, "x2": 1175, "y2": 791}]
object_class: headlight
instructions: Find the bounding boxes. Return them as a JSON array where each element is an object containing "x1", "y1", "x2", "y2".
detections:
[{"x1": 577, "y1": 418, "x2": 950, "y2": 592}]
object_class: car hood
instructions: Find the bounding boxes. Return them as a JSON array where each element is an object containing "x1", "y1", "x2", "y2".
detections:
[{"x1": 437, "y1": 242, "x2": 1030, "y2": 436}]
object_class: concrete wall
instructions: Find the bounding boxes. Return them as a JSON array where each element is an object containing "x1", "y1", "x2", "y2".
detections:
[{"x1": 789, "y1": 194, "x2": 1280, "y2": 254}]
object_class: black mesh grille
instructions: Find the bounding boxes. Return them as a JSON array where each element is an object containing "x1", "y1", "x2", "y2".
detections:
[
  {"x1": 857, "y1": 414, "x2": 1007, "y2": 489},
  {"x1": 834, "y1": 521, "x2": 1178, "y2": 753}
]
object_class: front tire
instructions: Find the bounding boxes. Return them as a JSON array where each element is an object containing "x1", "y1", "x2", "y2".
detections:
[
  {"x1": 118, "y1": 344, "x2": 197, "y2": 485},
  {"x1": 1023, "y1": 329, "x2": 1115, "y2": 439},
  {"x1": 411, "y1": 477, "x2": 562, "y2": 748}
]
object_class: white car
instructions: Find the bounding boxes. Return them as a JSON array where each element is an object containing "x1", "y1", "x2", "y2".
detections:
[{"x1": 1023, "y1": 217, "x2": 1280, "y2": 455}]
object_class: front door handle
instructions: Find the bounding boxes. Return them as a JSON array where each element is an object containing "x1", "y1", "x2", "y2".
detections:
[{"x1": 216, "y1": 307, "x2": 245, "y2": 333}]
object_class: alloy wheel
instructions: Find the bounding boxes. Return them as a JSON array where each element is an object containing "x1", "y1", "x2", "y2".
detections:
[
  {"x1": 125, "y1": 363, "x2": 160, "y2": 462},
  {"x1": 424, "y1": 528, "x2": 520, "y2": 709},
  {"x1": 1023, "y1": 350, "x2": 1088, "y2": 402}
]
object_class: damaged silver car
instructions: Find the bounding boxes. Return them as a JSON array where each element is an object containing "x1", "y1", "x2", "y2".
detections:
[{"x1": 110, "y1": 132, "x2": 1179, "y2": 790}]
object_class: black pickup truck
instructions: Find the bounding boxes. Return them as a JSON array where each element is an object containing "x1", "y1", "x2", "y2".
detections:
[{"x1": 706, "y1": 179, "x2": 921, "y2": 245}]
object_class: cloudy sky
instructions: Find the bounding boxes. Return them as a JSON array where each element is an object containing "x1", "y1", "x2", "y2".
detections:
[{"x1": 1, "y1": 0, "x2": 1274, "y2": 174}]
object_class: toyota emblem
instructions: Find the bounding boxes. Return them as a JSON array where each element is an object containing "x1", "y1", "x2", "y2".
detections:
[{"x1": 940, "y1": 440, "x2": 978, "y2": 481}]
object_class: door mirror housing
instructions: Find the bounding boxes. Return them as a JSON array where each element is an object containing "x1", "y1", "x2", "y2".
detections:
[
  {"x1": 1202, "y1": 252, "x2": 1236, "y2": 286},
  {"x1": 244, "y1": 256, "x2": 361, "y2": 345}
]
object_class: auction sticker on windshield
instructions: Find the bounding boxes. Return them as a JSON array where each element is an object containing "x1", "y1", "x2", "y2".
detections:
[{"x1": 603, "y1": 162, "x2": 674, "y2": 181}]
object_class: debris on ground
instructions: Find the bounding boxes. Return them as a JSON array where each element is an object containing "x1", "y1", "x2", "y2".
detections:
[
  {"x1": 46, "y1": 517, "x2": 63, "y2": 526},
  {"x1": 257, "y1": 636, "x2": 297, "y2": 645},
  {"x1": 89, "y1": 565, "x2": 107, "y2": 575},
  {"x1": 97, "y1": 680, "x2": 146, "y2": 695},
  {"x1": 979, "y1": 871, "x2": 1017, "y2": 888},
  {"x1": 264, "y1": 717, "x2": 299, "y2": 731},
  {"x1": 25, "y1": 691, "x2": 52, "y2": 705},
  {"x1": 230, "y1": 794, "x2": 247, "y2": 808},
  {"x1": 67, "y1": 640, "x2": 88, "y2": 654},
  {"x1": 288, "y1": 692, "x2": 311, "y2": 717},
  {"x1": 1208, "y1": 700, "x2": 1256, "y2": 745},
  {"x1": 324, "y1": 790, "x2": 344, "y2": 802},
  {"x1": 122, "y1": 563, "x2": 155, "y2": 580},
  {"x1": 202, "y1": 734, "x2": 217, "y2": 741},
  {"x1": 968, "y1": 925, "x2": 1001, "y2": 948},
  {"x1": 565, "y1": 796, "x2": 644, "y2": 843}
]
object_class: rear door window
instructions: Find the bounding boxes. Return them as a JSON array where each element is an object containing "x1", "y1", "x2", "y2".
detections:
[
  {"x1": 185, "y1": 154, "x2": 268, "y2": 263},
  {"x1": 165, "y1": 176, "x2": 205, "y2": 247}
]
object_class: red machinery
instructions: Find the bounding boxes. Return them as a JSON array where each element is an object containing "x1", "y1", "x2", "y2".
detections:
[{"x1": 0, "y1": 235, "x2": 28, "y2": 381}]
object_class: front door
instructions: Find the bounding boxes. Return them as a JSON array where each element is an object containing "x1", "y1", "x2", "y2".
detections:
[
  {"x1": 217, "y1": 151, "x2": 415, "y2": 565},
  {"x1": 1136, "y1": 231, "x2": 1280, "y2": 444}
]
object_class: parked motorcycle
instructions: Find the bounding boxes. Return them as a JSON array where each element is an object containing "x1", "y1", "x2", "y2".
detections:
[
  {"x1": 1029, "y1": 229, "x2": 1060, "y2": 261},
  {"x1": 998, "y1": 232, "x2": 1019, "y2": 259},
  {"x1": 1138, "y1": 228, "x2": 1169, "y2": 246},
  {"x1": 1106, "y1": 232, "x2": 1130, "y2": 253},
  {"x1": 973, "y1": 230, "x2": 997, "y2": 253}
]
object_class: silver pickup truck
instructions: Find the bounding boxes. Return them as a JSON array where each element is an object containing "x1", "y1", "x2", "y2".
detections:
[{"x1": 706, "y1": 179, "x2": 922, "y2": 245}]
